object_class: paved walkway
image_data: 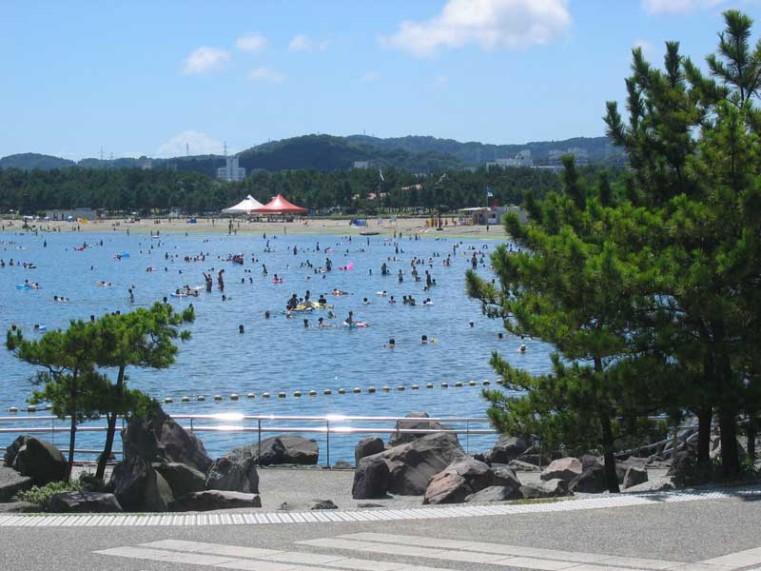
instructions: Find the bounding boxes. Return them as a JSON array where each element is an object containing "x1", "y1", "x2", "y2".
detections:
[{"x1": 1, "y1": 486, "x2": 761, "y2": 571}]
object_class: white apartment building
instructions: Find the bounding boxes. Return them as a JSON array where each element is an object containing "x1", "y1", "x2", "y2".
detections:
[{"x1": 217, "y1": 156, "x2": 246, "y2": 182}]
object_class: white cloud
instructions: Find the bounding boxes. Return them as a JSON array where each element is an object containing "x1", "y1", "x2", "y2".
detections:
[
  {"x1": 288, "y1": 34, "x2": 330, "y2": 52},
  {"x1": 642, "y1": 0, "x2": 727, "y2": 13},
  {"x1": 381, "y1": 0, "x2": 571, "y2": 58},
  {"x1": 236, "y1": 32, "x2": 268, "y2": 52},
  {"x1": 435, "y1": 75, "x2": 450, "y2": 86},
  {"x1": 360, "y1": 71, "x2": 381, "y2": 82},
  {"x1": 182, "y1": 47, "x2": 230, "y2": 75},
  {"x1": 248, "y1": 66, "x2": 286, "y2": 83},
  {"x1": 156, "y1": 131, "x2": 224, "y2": 157}
]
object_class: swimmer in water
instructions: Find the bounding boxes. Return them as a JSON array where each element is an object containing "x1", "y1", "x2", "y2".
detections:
[{"x1": 519, "y1": 344, "x2": 527, "y2": 353}]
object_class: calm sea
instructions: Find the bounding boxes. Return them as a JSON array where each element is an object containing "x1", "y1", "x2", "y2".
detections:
[{"x1": 0, "y1": 227, "x2": 554, "y2": 462}]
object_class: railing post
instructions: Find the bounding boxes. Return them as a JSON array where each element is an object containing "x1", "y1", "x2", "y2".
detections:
[
  {"x1": 326, "y1": 419, "x2": 330, "y2": 468},
  {"x1": 257, "y1": 419, "x2": 262, "y2": 467},
  {"x1": 465, "y1": 420, "x2": 470, "y2": 454}
]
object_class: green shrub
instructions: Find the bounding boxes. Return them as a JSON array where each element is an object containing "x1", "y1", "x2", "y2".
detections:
[{"x1": 18, "y1": 480, "x2": 82, "y2": 512}]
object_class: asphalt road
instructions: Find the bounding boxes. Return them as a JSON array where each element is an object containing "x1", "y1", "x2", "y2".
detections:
[{"x1": 1, "y1": 490, "x2": 759, "y2": 571}]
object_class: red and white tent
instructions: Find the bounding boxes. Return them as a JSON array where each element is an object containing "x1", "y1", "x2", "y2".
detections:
[{"x1": 252, "y1": 194, "x2": 307, "y2": 215}]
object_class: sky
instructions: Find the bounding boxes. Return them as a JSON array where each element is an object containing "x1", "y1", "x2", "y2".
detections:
[{"x1": 1, "y1": 0, "x2": 758, "y2": 160}]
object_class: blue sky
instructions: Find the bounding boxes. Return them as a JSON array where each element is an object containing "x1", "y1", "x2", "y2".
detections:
[{"x1": 1, "y1": 0, "x2": 757, "y2": 160}]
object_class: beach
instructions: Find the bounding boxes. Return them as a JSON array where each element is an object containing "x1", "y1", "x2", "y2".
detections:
[{"x1": 6, "y1": 216, "x2": 505, "y2": 239}]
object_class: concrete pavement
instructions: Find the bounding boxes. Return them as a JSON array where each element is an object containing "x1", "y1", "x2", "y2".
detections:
[{"x1": 0, "y1": 486, "x2": 760, "y2": 571}]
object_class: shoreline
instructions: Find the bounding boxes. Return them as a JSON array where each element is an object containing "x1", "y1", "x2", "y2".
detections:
[{"x1": 3, "y1": 216, "x2": 506, "y2": 240}]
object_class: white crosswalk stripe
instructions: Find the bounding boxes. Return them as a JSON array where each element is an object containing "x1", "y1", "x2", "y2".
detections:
[{"x1": 93, "y1": 534, "x2": 761, "y2": 571}]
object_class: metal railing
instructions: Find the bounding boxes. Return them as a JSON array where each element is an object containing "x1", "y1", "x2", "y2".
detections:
[{"x1": 0, "y1": 413, "x2": 498, "y2": 467}]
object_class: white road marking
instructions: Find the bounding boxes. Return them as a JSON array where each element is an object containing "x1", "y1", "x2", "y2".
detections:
[
  {"x1": 3, "y1": 487, "x2": 759, "y2": 528},
  {"x1": 96, "y1": 534, "x2": 761, "y2": 571}
]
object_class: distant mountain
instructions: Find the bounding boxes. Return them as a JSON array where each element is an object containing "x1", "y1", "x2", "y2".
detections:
[
  {"x1": 345, "y1": 135, "x2": 619, "y2": 165},
  {"x1": 0, "y1": 133, "x2": 623, "y2": 175},
  {"x1": 237, "y1": 134, "x2": 463, "y2": 172},
  {"x1": 0, "y1": 153, "x2": 75, "y2": 170}
]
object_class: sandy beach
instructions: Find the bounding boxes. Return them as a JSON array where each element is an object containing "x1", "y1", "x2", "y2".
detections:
[{"x1": 5, "y1": 216, "x2": 506, "y2": 240}]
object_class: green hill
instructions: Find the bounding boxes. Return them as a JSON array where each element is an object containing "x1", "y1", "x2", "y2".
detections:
[{"x1": 0, "y1": 153, "x2": 75, "y2": 170}]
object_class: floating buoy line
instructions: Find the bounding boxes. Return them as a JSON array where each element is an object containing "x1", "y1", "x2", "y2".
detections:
[{"x1": 7, "y1": 380, "x2": 503, "y2": 412}]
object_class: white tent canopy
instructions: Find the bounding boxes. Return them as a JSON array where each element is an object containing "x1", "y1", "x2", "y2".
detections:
[{"x1": 221, "y1": 195, "x2": 264, "y2": 214}]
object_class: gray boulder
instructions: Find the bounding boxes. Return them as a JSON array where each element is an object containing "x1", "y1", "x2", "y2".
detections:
[
  {"x1": 121, "y1": 407, "x2": 212, "y2": 473},
  {"x1": 110, "y1": 456, "x2": 173, "y2": 512},
  {"x1": 257, "y1": 435, "x2": 318, "y2": 466},
  {"x1": 570, "y1": 464, "x2": 608, "y2": 493},
  {"x1": 507, "y1": 459, "x2": 542, "y2": 472},
  {"x1": 170, "y1": 490, "x2": 261, "y2": 512},
  {"x1": 352, "y1": 455, "x2": 390, "y2": 499},
  {"x1": 49, "y1": 492, "x2": 123, "y2": 513},
  {"x1": 389, "y1": 412, "x2": 450, "y2": 447},
  {"x1": 521, "y1": 478, "x2": 572, "y2": 499},
  {"x1": 311, "y1": 499, "x2": 338, "y2": 510},
  {"x1": 491, "y1": 464, "x2": 522, "y2": 489},
  {"x1": 466, "y1": 485, "x2": 522, "y2": 503},
  {"x1": 385, "y1": 432, "x2": 465, "y2": 495},
  {"x1": 622, "y1": 466, "x2": 648, "y2": 489},
  {"x1": 540, "y1": 457, "x2": 582, "y2": 482},
  {"x1": 154, "y1": 462, "x2": 206, "y2": 498},
  {"x1": 443, "y1": 457, "x2": 493, "y2": 491},
  {"x1": 0, "y1": 465, "x2": 33, "y2": 502},
  {"x1": 6, "y1": 436, "x2": 67, "y2": 485},
  {"x1": 486, "y1": 435, "x2": 532, "y2": 465},
  {"x1": 616, "y1": 457, "x2": 648, "y2": 483},
  {"x1": 424, "y1": 472, "x2": 469, "y2": 505},
  {"x1": 206, "y1": 450, "x2": 260, "y2": 493},
  {"x1": 355, "y1": 437, "x2": 385, "y2": 466}
]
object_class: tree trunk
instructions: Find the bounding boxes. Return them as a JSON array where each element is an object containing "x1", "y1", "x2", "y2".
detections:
[
  {"x1": 696, "y1": 406, "x2": 712, "y2": 480},
  {"x1": 718, "y1": 408, "x2": 740, "y2": 478},
  {"x1": 96, "y1": 365, "x2": 126, "y2": 481},
  {"x1": 600, "y1": 413, "x2": 620, "y2": 493},
  {"x1": 747, "y1": 414, "x2": 756, "y2": 463},
  {"x1": 96, "y1": 413, "x2": 118, "y2": 481},
  {"x1": 67, "y1": 413, "x2": 76, "y2": 482}
]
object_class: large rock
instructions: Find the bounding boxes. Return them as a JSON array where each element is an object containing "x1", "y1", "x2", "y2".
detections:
[
  {"x1": 444, "y1": 457, "x2": 494, "y2": 491},
  {"x1": 6, "y1": 436, "x2": 67, "y2": 485},
  {"x1": 491, "y1": 464, "x2": 522, "y2": 489},
  {"x1": 389, "y1": 412, "x2": 450, "y2": 447},
  {"x1": 570, "y1": 464, "x2": 608, "y2": 493},
  {"x1": 615, "y1": 457, "x2": 648, "y2": 483},
  {"x1": 424, "y1": 472, "x2": 469, "y2": 505},
  {"x1": 121, "y1": 407, "x2": 212, "y2": 473},
  {"x1": 257, "y1": 435, "x2": 318, "y2": 466},
  {"x1": 485, "y1": 435, "x2": 532, "y2": 465},
  {"x1": 622, "y1": 466, "x2": 648, "y2": 490},
  {"x1": 352, "y1": 455, "x2": 390, "y2": 499},
  {"x1": 385, "y1": 432, "x2": 466, "y2": 495},
  {"x1": 423, "y1": 457, "x2": 493, "y2": 505},
  {"x1": 466, "y1": 485, "x2": 523, "y2": 503},
  {"x1": 521, "y1": 478, "x2": 572, "y2": 499},
  {"x1": 154, "y1": 462, "x2": 206, "y2": 498},
  {"x1": 170, "y1": 491, "x2": 261, "y2": 512},
  {"x1": 355, "y1": 437, "x2": 385, "y2": 466},
  {"x1": 540, "y1": 457, "x2": 583, "y2": 482},
  {"x1": 205, "y1": 450, "x2": 260, "y2": 493},
  {"x1": 0, "y1": 465, "x2": 33, "y2": 502},
  {"x1": 49, "y1": 492, "x2": 123, "y2": 513},
  {"x1": 110, "y1": 456, "x2": 174, "y2": 512}
]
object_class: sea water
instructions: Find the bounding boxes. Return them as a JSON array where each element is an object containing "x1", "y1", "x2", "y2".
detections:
[{"x1": 0, "y1": 228, "x2": 554, "y2": 462}]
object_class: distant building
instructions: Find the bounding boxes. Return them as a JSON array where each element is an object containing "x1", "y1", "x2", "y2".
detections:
[
  {"x1": 487, "y1": 149, "x2": 534, "y2": 169},
  {"x1": 353, "y1": 161, "x2": 371, "y2": 169},
  {"x1": 216, "y1": 156, "x2": 246, "y2": 182},
  {"x1": 139, "y1": 158, "x2": 153, "y2": 170},
  {"x1": 548, "y1": 147, "x2": 589, "y2": 167}
]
